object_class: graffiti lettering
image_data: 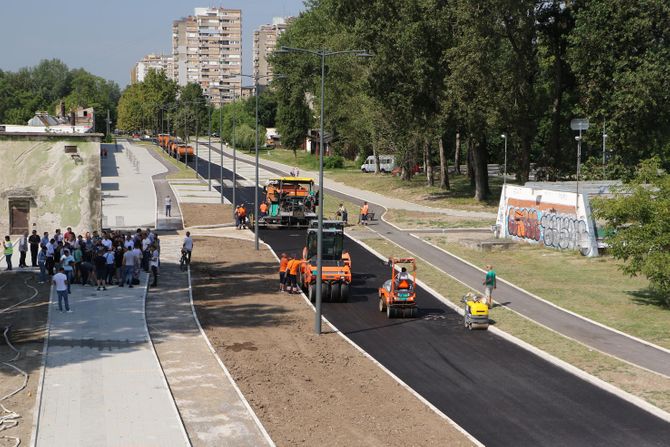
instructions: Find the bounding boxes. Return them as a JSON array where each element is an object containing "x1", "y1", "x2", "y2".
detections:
[{"x1": 506, "y1": 206, "x2": 589, "y2": 254}]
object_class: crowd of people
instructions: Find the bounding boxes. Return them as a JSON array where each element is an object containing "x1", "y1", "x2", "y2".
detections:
[{"x1": 3, "y1": 227, "x2": 163, "y2": 312}]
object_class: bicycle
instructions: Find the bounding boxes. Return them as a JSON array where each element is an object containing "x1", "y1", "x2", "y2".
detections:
[{"x1": 179, "y1": 249, "x2": 189, "y2": 271}]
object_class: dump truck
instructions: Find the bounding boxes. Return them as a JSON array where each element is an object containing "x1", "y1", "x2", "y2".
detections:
[
  {"x1": 257, "y1": 177, "x2": 318, "y2": 228},
  {"x1": 299, "y1": 220, "x2": 352, "y2": 303}
]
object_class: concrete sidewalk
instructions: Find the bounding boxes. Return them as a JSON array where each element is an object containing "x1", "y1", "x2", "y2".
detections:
[
  {"x1": 101, "y1": 142, "x2": 166, "y2": 229},
  {"x1": 33, "y1": 277, "x2": 190, "y2": 447},
  {"x1": 146, "y1": 236, "x2": 272, "y2": 447},
  {"x1": 200, "y1": 141, "x2": 670, "y2": 378}
]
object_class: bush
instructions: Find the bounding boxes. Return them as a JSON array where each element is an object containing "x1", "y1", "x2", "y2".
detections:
[{"x1": 324, "y1": 155, "x2": 345, "y2": 169}]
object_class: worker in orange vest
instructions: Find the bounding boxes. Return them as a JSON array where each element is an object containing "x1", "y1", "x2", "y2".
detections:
[
  {"x1": 278, "y1": 253, "x2": 289, "y2": 292},
  {"x1": 287, "y1": 254, "x2": 301, "y2": 294},
  {"x1": 236, "y1": 204, "x2": 247, "y2": 230},
  {"x1": 360, "y1": 202, "x2": 369, "y2": 226},
  {"x1": 259, "y1": 201, "x2": 269, "y2": 217}
]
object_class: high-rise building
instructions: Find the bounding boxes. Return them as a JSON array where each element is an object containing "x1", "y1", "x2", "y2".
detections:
[
  {"x1": 253, "y1": 17, "x2": 291, "y2": 88},
  {"x1": 172, "y1": 7, "x2": 242, "y2": 106},
  {"x1": 131, "y1": 53, "x2": 174, "y2": 84}
]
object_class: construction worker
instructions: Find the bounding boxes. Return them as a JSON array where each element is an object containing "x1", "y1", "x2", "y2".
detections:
[
  {"x1": 286, "y1": 254, "x2": 300, "y2": 294},
  {"x1": 266, "y1": 184, "x2": 277, "y2": 203},
  {"x1": 259, "y1": 201, "x2": 269, "y2": 217},
  {"x1": 236, "y1": 204, "x2": 247, "y2": 229},
  {"x1": 396, "y1": 267, "x2": 411, "y2": 289},
  {"x1": 359, "y1": 201, "x2": 369, "y2": 225},
  {"x1": 278, "y1": 253, "x2": 289, "y2": 292}
]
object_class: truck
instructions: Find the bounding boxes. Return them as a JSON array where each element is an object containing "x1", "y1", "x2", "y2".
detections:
[{"x1": 256, "y1": 177, "x2": 318, "y2": 228}]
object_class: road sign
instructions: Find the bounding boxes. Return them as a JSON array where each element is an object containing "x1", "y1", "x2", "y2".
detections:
[{"x1": 570, "y1": 118, "x2": 589, "y2": 131}]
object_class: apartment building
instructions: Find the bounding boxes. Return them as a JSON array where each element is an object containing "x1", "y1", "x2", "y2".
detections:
[
  {"x1": 130, "y1": 53, "x2": 174, "y2": 84},
  {"x1": 253, "y1": 17, "x2": 291, "y2": 88},
  {"x1": 172, "y1": 7, "x2": 242, "y2": 106}
]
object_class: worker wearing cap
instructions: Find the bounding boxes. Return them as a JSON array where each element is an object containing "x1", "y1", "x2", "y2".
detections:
[{"x1": 278, "y1": 253, "x2": 289, "y2": 292}]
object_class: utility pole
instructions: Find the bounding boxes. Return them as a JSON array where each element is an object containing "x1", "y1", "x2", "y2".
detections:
[{"x1": 602, "y1": 119, "x2": 607, "y2": 179}]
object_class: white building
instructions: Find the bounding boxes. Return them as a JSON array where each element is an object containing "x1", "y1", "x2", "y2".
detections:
[{"x1": 131, "y1": 54, "x2": 173, "y2": 84}]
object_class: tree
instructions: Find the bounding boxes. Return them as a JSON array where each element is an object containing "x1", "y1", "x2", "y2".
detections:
[
  {"x1": 568, "y1": 0, "x2": 670, "y2": 167},
  {"x1": 592, "y1": 158, "x2": 670, "y2": 302}
]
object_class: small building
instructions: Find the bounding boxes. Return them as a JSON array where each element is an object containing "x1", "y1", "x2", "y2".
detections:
[
  {"x1": 0, "y1": 125, "x2": 102, "y2": 236},
  {"x1": 303, "y1": 129, "x2": 333, "y2": 156}
]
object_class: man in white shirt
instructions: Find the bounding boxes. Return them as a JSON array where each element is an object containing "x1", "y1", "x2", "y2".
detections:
[
  {"x1": 122, "y1": 247, "x2": 136, "y2": 288},
  {"x1": 101, "y1": 234, "x2": 113, "y2": 250},
  {"x1": 53, "y1": 268, "x2": 71, "y2": 312},
  {"x1": 182, "y1": 232, "x2": 193, "y2": 264},
  {"x1": 150, "y1": 245, "x2": 160, "y2": 287},
  {"x1": 165, "y1": 196, "x2": 172, "y2": 217}
]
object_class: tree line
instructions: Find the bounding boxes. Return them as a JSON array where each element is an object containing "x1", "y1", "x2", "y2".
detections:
[
  {"x1": 117, "y1": 69, "x2": 277, "y2": 151},
  {"x1": 270, "y1": 0, "x2": 670, "y2": 200},
  {"x1": 0, "y1": 59, "x2": 120, "y2": 134}
]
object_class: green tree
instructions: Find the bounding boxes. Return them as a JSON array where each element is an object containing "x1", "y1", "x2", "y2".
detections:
[
  {"x1": 592, "y1": 158, "x2": 670, "y2": 302},
  {"x1": 568, "y1": 0, "x2": 670, "y2": 166}
]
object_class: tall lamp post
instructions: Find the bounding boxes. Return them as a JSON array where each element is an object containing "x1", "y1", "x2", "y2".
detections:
[
  {"x1": 226, "y1": 73, "x2": 277, "y2": 251},
  {"x1": 500, "y1": 133, "x2": 508, "y2": 190},
  {"x1": 276, "y1": 46, "x2": 372, "y2": 334},
  {"x1": 219, "y1": 92, "x2": 224, "y2": 204}
]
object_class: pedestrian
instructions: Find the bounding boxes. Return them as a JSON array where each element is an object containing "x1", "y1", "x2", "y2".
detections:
[
  {"x1": 3, "y1": 236, "x2": 13, "y2": 271},
  {"x1": 182, "y1": 231, "x2": 193, "y2": 263},
  {"x1": 37, "y1": 246, "x2": 48, "y2": 283},
  {"x1": 94, "y1": 249, "x2": 107, "y2": 291},
  {"x1": 53, "y1": 267, "x2": 71, "y2": 313},
  {"x1": 278, "y1": 253, "x2": 288, "y2": 292},
  {"x1": 61, "y1": 249, "x2": 75, "y2": 293},
  {"x1": 18, "y1": 232, "x2": 28, "y2": 268},
  {"x1": 165, "y1": 196, "x2": 172, "y2": 217},
  {"x1": 105, "y1": 247, "x2": 116, "y2": 285},
  {"x1": 73, "y1": 244, "x2": 83, "y2": 284},
  {"x1": 46, "y1": 238, "x2": 55, "y2": 275},
  {"x1": 29, "y1": 230, "x2": 40, "y2": 267},
  {"x1": 79, "y1": 260, "x2": 94, "y2": 286},
  {"x1": 150, "y1": 245, "x2": 159, "y2": 287},
  {"x1": 337, "y1": 203, "x2": 348, "y2": 224},
  {"x1": 482, "y1": 264, "x2": 496, "y2": 308},
  {"x1": 114, "y1": 246, "x2": 124, "y2": 285},
  {"x1": 359, "y1": 201, "x2": 369, "y2": 226},
  {"x1": 122, "y1": 247, "x2": 135, "y2": 288},
  {"x1": 131, "y1": 242, "x2": 142, "y2": 282},
  {"x1": 141, "y1": 233, "x2": 151, "y2": 272}
]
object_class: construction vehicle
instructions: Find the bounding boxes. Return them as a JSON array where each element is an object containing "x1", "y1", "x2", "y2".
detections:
[
  {"x1": 378, "y1": 257, "x2": 418, "y2": 318},
  {"x1": 257, "y1": 177, "x2": 318, "y2": 228},
  {"x1": 299, "y1": 220, "x2": 352, "y2": 303},
  {"x1": 461, "y1": 292, "x2": 489, "y2": 330},
  {"x1": 175, "y1": 144, "x2": 194, "y2": 161}
]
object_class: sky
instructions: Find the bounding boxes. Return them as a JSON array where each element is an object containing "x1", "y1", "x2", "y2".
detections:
[{"x1": 0, "y1": 0, "x2": 305, "y2": 88}]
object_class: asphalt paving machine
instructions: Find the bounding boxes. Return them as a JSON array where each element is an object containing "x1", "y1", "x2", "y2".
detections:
[{"x1": 257, "y1": 177, "x2": 318, "y2": 228}]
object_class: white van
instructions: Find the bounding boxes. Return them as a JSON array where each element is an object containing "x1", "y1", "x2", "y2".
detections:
[{"x1": 361, "y1": 155, "x2": 396, "y2": 173}]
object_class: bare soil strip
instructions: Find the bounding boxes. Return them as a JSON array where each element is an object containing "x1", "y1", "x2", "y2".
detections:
[
  {"x1": 191, "y1": 236, "x2": 473, "y2": 447},
  {"x1": 0, "y1": 272, "x2": 50, "y2": 446},
  {"x1": 181, "y1": 203, "x2": 234, "y2": 227}
]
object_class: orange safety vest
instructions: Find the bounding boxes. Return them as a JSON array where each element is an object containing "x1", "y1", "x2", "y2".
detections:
[
  {"x1": 238, "y1": 207, "x2": 247, "y2": 218},
  {"x1": 289, "y1": 259, "x2": 300, "y2": 275},
  {"x1": 279, "y1": 257, "x2": 288, "y2": 273},
  {"x1": 361, "y1": 204, "x2": 369, "y2": 215},
  {"x1": 260, "y1": 202, "x2": 268, "y2": 213}
]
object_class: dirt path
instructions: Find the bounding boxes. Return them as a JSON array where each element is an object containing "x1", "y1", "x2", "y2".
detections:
[
  {"x1": 0, "y1": 272, "x2": 50, "y2": 446},
  {"x1": 191, "y1": 236, "x2": 474, "y2": 447},
  {"x1": 181, "y1": 203, "x2": 234, "y2": 227}
]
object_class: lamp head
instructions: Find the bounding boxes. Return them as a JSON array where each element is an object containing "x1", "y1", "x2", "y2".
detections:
[
  {"x1": 356, "y1": 51, "x2": 374, "y2": 58},
  {"x1": 274, "y1": 47, "x2": 290, "y2": 55},
  {"x1": 575, "y1": 136, "x2": 582, "y2": 141},
  {"x1": 500, "y1": 133, "x2": 507, "y2": 139}
]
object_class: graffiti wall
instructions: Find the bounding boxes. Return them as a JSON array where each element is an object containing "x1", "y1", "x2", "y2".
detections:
[{"x1": 496, "y1": 185, "x2": 599, "y2": 257}]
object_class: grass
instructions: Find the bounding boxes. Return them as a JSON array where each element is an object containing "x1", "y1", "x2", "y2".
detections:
[
  {"x1": 139, "y1": 141, "x2": 198, "y2": 180},
  {"x1": 383, "y1": 209, "x2": 494, "y2": 229},
  {"x1": 362, "y1": 237, "x2": 670, "y2": 413},
  {"x1": 260, "y1": 148, "x2": 501, "y2": 213},
  {"x1": 423, "y1": 237, "x2": 670, "y2": 349}
]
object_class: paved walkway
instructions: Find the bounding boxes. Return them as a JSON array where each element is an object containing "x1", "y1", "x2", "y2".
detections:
[
  {"x1": 140, "y1": 141, "x2": 184, "y2": 231},
  {"x1": 199, "y1": 141, "x2": 670, "y2": 378},
  {"x1": 34, "y1": 278, "x2": 190, "y2": 446},
  {"x1": 145, "y1": 236, "x2": 271, "y2": 446},
  {"x1": 101, "y1": 142, "x2": 166, "y2": 229}
]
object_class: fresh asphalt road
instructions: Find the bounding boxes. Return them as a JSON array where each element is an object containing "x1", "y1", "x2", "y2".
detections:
[{"x1": 180, "y1": 150, "x2": 670, "y2": 446}]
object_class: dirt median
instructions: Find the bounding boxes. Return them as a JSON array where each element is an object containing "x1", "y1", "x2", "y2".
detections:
[
  {"x1": 181, "y1": 203, "x2": 233, "y2": 227},
  {"x1": 191, "y1": 236, "x2": 474, "y2": 447},
  {"x1": 0, "y1": 272, "x2": 50, "y2": 446}
]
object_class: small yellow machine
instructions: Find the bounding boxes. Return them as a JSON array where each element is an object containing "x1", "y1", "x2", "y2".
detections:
[{"x1": 461, "y1": 292, "x2": 489, "y2": 330}]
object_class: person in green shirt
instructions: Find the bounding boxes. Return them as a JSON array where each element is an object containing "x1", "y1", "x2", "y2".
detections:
[
  {"x1": 3, "y1": 235, "x2": 13, "y2": 271},
  {"x1": 483, "y1": 264, "x2": 496, "y2": 308}
]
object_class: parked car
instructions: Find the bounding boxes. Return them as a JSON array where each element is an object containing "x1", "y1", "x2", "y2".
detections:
[{"x1": 361, "y1": 155, "x2": 396, "y2": 173}]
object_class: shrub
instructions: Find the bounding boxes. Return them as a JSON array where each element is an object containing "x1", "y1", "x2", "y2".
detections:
[{"x1": 324, "y1": 155, "x2": 345, "y2": 169}]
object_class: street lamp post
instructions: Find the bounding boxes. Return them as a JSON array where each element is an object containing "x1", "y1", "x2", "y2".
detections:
[
  {"x1": 500, "y1": 133, "x2": 508, "y2": 190},
  {"x1": 232, "y1": 95, "x2": 236, "y2": 210},
  {"x1": 575, "y1": 131, "x2": 582, "y2": 212},
  {"x1": 219, "y1": 93, "x2": 224, "y2": 204},
  {"x1": 208, "y1": 103, "x2": 212, "y2": 191},
  {"x1": 225, "y1": 73, "x2": 277, "y2": 251},
  {"x1": 277, "y1": 46, "x2": 372, "y2": 334}
]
